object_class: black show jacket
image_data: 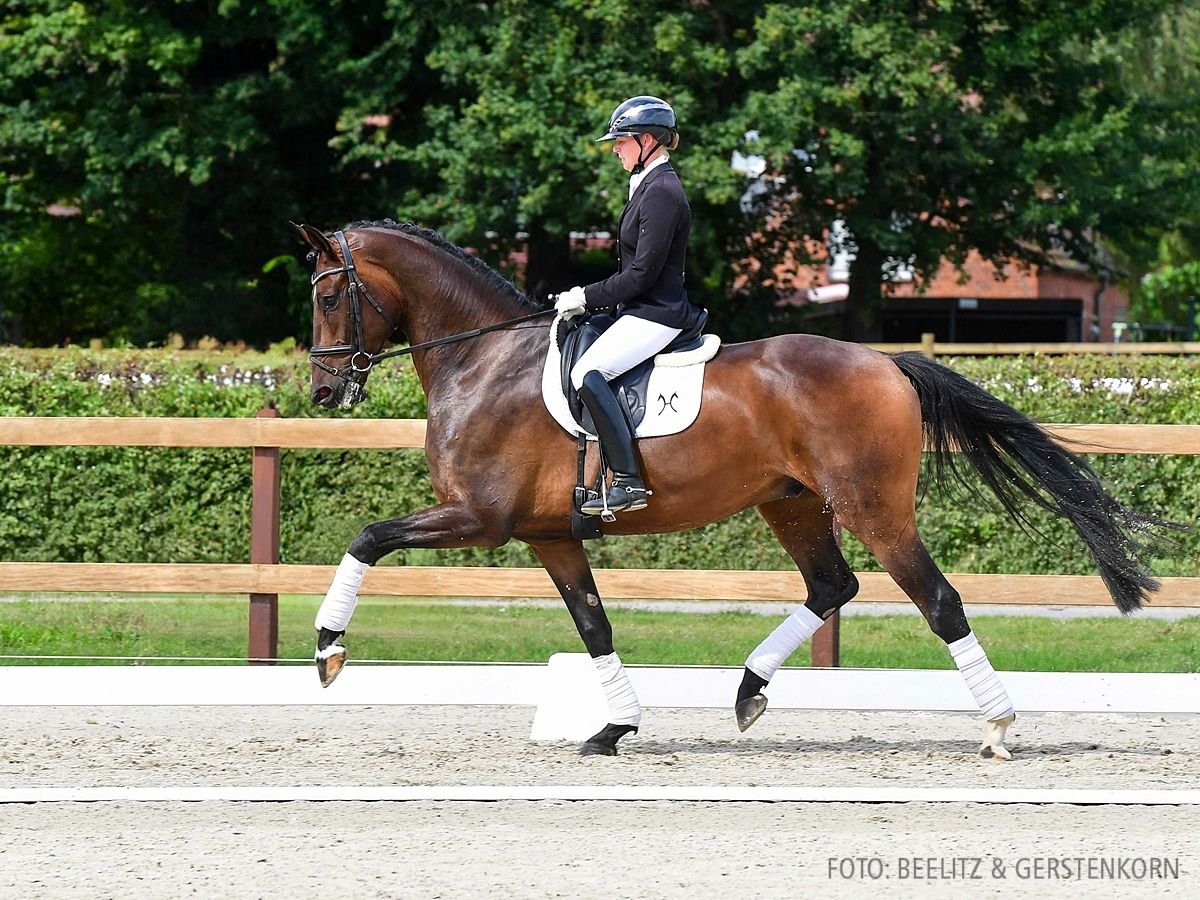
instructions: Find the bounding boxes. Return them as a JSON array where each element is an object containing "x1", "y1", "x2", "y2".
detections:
[{"x1": 582, "y1": 162, "x2": 704, "y2": 332}]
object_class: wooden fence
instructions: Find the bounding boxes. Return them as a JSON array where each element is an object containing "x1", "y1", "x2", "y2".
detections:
[
  {"x1": 2, "y1": 412, "x2": 1199, "y2": 666},
  {"x1": 875, "y1": 334, "x2": 1200, "y2": 357}
]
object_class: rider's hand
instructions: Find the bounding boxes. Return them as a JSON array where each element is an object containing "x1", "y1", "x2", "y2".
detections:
[{"x1": 554, "y1": 286, "x2": 588, "y2": 319}]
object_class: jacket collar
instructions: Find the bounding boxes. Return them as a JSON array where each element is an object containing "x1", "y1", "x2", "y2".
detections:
[{"x1": 628, "y1": 154, "x2": 671, "y2": 199}]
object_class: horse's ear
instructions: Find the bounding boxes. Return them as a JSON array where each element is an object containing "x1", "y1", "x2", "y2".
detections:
[{"x1": 292, "y1": 222, "x2": 335, "y2": 258}]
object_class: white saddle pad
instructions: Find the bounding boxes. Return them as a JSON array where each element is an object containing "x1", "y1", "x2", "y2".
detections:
[{"x1": 541, "y1": 314, "x2": 721, "y2": 439}]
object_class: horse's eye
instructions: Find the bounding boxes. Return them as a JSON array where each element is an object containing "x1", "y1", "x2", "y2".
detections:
[{"x1": 319, "y1": 293, "x2": 339, "y2": 311}]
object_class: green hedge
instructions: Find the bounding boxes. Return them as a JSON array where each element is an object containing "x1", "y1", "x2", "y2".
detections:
[{"x1": 1, "y1": 345, "x2": 1197, "y2": 579}]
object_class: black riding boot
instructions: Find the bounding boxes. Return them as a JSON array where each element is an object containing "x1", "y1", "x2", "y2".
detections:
[{"x1": 577, "y1": 370, "x2": 650, "y2": 515}]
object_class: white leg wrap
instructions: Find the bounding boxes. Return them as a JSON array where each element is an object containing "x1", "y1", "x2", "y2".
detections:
[
  {"x1": 593, "y1": 652, "x2": 642, "y2": 726},
  {"x1": 949, "y1": 631, "x2": 1015, "y2": 721},
  {"x1": 314, "y1": 553, "x2": 370, "y2": 633},
  {"x1": 745, "y1": 606, "x2": 825, "y2": 681}
]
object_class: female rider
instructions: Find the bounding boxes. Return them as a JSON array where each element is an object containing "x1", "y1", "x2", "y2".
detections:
[{"x1": 555, "y1": 96, "x2": 705, "y2": 515}]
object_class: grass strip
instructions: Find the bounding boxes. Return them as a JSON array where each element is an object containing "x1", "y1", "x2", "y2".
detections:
[{"x1": 1, "y1": 596, "x2": 1197, "y2": 672}]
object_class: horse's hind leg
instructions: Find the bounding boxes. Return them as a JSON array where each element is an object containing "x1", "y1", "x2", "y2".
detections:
[
  {"x1": 736, "y1": 493, "x2": 860, "y2": 731},
  {"x1": 849, "y1": 513, "x2": 1017, "y2": 760},
  {"x1": 529, "y1": 537, "x2": 641, "y2": 757}
]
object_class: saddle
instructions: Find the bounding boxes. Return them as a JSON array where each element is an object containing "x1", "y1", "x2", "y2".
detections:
[
  {"x1": 556, "y1": 310, "x2": 711, "y2": 434},
  {"x1": 540, "y1": 310, "x2": 720, "y2": 540}
]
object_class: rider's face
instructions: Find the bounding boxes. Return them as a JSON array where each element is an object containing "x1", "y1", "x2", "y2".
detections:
[{"x1": 612, "y1": 134, "x2": 647, "y2": 173}]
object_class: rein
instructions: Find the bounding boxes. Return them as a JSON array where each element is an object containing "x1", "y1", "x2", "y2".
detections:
[
  {"x1": 368, "y1": 308, "x2": 554, "y2": 365},
  {"x1": 309, "y1": 229, "x2": 554, "y2": 377}
]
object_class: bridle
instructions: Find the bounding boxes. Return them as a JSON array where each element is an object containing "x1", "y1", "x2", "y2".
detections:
[
  {"x1": 308, "y1": 230, "x2": 400, "y2": 379},
  {"x1": 308, "y1": 229, "x2": 554, "y2": 380}
]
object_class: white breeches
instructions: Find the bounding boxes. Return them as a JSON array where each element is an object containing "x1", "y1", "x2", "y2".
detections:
[{"x1": 570, "y1": 315, "x2": 682, "y2": 389}]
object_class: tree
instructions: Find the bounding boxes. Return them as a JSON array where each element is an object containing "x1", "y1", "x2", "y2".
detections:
[
  {"x1": 733, "y1": 0, "x2": 1200, "y2": 339},
  {"x1": 1110, "y1": 3, "x2": 1200, "y2": 331},
  {"x1": 1137, "y1": 261, "x2": 1200, "y2": 338},
  {"x1": 383, "y1": 0, "x2": 758, "y2": 314},
  {"x1": 0, "y1": 0, "x2": 439, "y2": 344},
  {"x1": 3, "y1": 1, "x2": 1197, "y2": 347},
  {"x1": 393, "y1": 0, "x2": 626, "y2": 297}
]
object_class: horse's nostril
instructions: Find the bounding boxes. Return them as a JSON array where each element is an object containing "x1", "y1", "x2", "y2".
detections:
[{"x1": 313, "y1": 385, "x2": 333, "y2": 404}]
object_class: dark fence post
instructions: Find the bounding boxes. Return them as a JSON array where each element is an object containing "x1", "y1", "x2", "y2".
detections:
[
  {"x1": 810, "y1": 613, "x2": 840, "y2": 667},
  {"x1": 249, "y1": 403, "x2": 281, "y2": 664},
  {"x1": 810, "y1": 523, "x2": 843, "y2": 667}
]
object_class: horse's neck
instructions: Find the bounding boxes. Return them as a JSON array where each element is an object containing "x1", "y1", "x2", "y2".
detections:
[
  {"x1": 407, "y1": 286, "x2": 520, "y2": 346},
  {"x1": 389, "y1": 241, "x2": 524, "y2": 344},
  {"x1": 412, "y1": 322, "x2": 544, "y2": 414},
  {"x1": 395, "y1": 259, "x2": 542, "y2": 402}
]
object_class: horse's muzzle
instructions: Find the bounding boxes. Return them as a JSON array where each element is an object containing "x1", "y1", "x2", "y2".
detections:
[{"x1": 311, "y1": 379, "x2": 367, "y2": 409}]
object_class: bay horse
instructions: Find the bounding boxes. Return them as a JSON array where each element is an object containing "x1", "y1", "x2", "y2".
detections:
[{"x1": 297, "y1": 219, "x2": 1172, "y2": 760}]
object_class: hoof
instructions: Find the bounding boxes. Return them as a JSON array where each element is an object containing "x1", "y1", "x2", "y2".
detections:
[
  {"x1": 979, "y1": 713, "x2": 1016, "y2": 761},
  {"x1": 579, "y1": 722, "x2": 637, "y2": 757},
  {"x1": 735, "y1": 693, "x2": 768, "y2": 732},
  {"x1": 979, "y1": 743, "x2": 1014, "y2": 761},
  {"x1": 580, "y1": 741, "x2": 618, "y2": 757},
  {"x1": 315, "y1": 644, "x2": 347, "y2": 688}
]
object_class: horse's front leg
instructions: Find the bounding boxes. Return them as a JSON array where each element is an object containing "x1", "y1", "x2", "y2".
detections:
[
  {"x1": 529, "y1": 538, "x2": 641, "y2": 756},
  {"x1": 314, "y1": 503, "x2": 509, "y2": 686}
]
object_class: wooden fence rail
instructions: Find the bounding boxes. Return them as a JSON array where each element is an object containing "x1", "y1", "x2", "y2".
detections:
[
  {"x1": 3, "y1": 413, "x2": 1198, "y2": 666},
  {"x1": 873, "y1": 334, "x2": 1200, "y2": 357},
  {"x1": 1, "y1": 563, "x2": 1197, "y2": 607},
  {"x1": 5, "y1": 416, "x2": 1200, "y2": 454}
]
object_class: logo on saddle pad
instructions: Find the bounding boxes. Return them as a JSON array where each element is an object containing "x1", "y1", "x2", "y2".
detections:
[{"x1": 541, "y1": 313, "x2": 721, "y2": 439}]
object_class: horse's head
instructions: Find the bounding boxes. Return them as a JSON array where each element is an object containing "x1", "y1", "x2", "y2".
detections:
[{"x1": 296, "y1": 223, "x2": 400, "y2": 409}]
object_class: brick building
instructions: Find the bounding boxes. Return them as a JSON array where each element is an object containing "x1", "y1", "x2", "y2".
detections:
[{"x1": 782, "y1": 247, "x2": 1128, "y2": 343}]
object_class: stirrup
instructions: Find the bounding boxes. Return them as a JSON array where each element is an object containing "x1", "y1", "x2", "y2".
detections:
[{"x1": 580, "y1": 477, "x2": 650, "y2": 517}]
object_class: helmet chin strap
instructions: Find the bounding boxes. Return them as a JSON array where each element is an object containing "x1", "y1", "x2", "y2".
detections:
[{"x1": 631, "y1": 134, "x2": 663, "y2": 175}]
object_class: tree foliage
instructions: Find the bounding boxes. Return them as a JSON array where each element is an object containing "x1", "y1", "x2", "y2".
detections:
[
  {"x1": 0, "y1": 0, "x2": 438, "y2": 344},
  {"x1": 735, "y1": 0, "x2": 1200, "y2": 337},
  {"x1": 1, "y1": 0, "x2": 1197, "y2": 346},
  {"x1": 1138, "y1": 261, "x2": 1200, "y2": 336}
]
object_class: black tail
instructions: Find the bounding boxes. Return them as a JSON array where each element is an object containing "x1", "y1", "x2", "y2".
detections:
[{"x1": 891, "y1": 351, "x2": 1179, "y2": 614}]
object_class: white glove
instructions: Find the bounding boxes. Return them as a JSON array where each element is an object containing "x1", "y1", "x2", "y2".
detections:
[{"x1": 554, "y1": 286, "x2": 588, "y2": 319}]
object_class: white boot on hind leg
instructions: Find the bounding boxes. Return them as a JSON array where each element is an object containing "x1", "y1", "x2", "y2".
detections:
[
  {"x1": 980, "y1": 713, "x2": 1016, "y2": 761},
  {"x1": 948, "y1": 631, "x2": 1016, "y2": 760}
]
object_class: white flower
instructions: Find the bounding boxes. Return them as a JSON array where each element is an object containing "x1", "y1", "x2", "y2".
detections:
[{"x1": 1093, "y1": 377, "x2": 1131, "y2": 396}]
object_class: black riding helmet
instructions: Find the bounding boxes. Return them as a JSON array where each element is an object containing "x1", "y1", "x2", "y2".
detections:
[{"x1": 596, "y1": 96, "x2": 679, "y2": 173}]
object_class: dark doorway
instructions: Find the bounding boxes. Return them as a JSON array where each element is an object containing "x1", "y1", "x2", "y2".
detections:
[{"x1": 881, "y1": 297, "x2": 1083, "y2": 342}]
